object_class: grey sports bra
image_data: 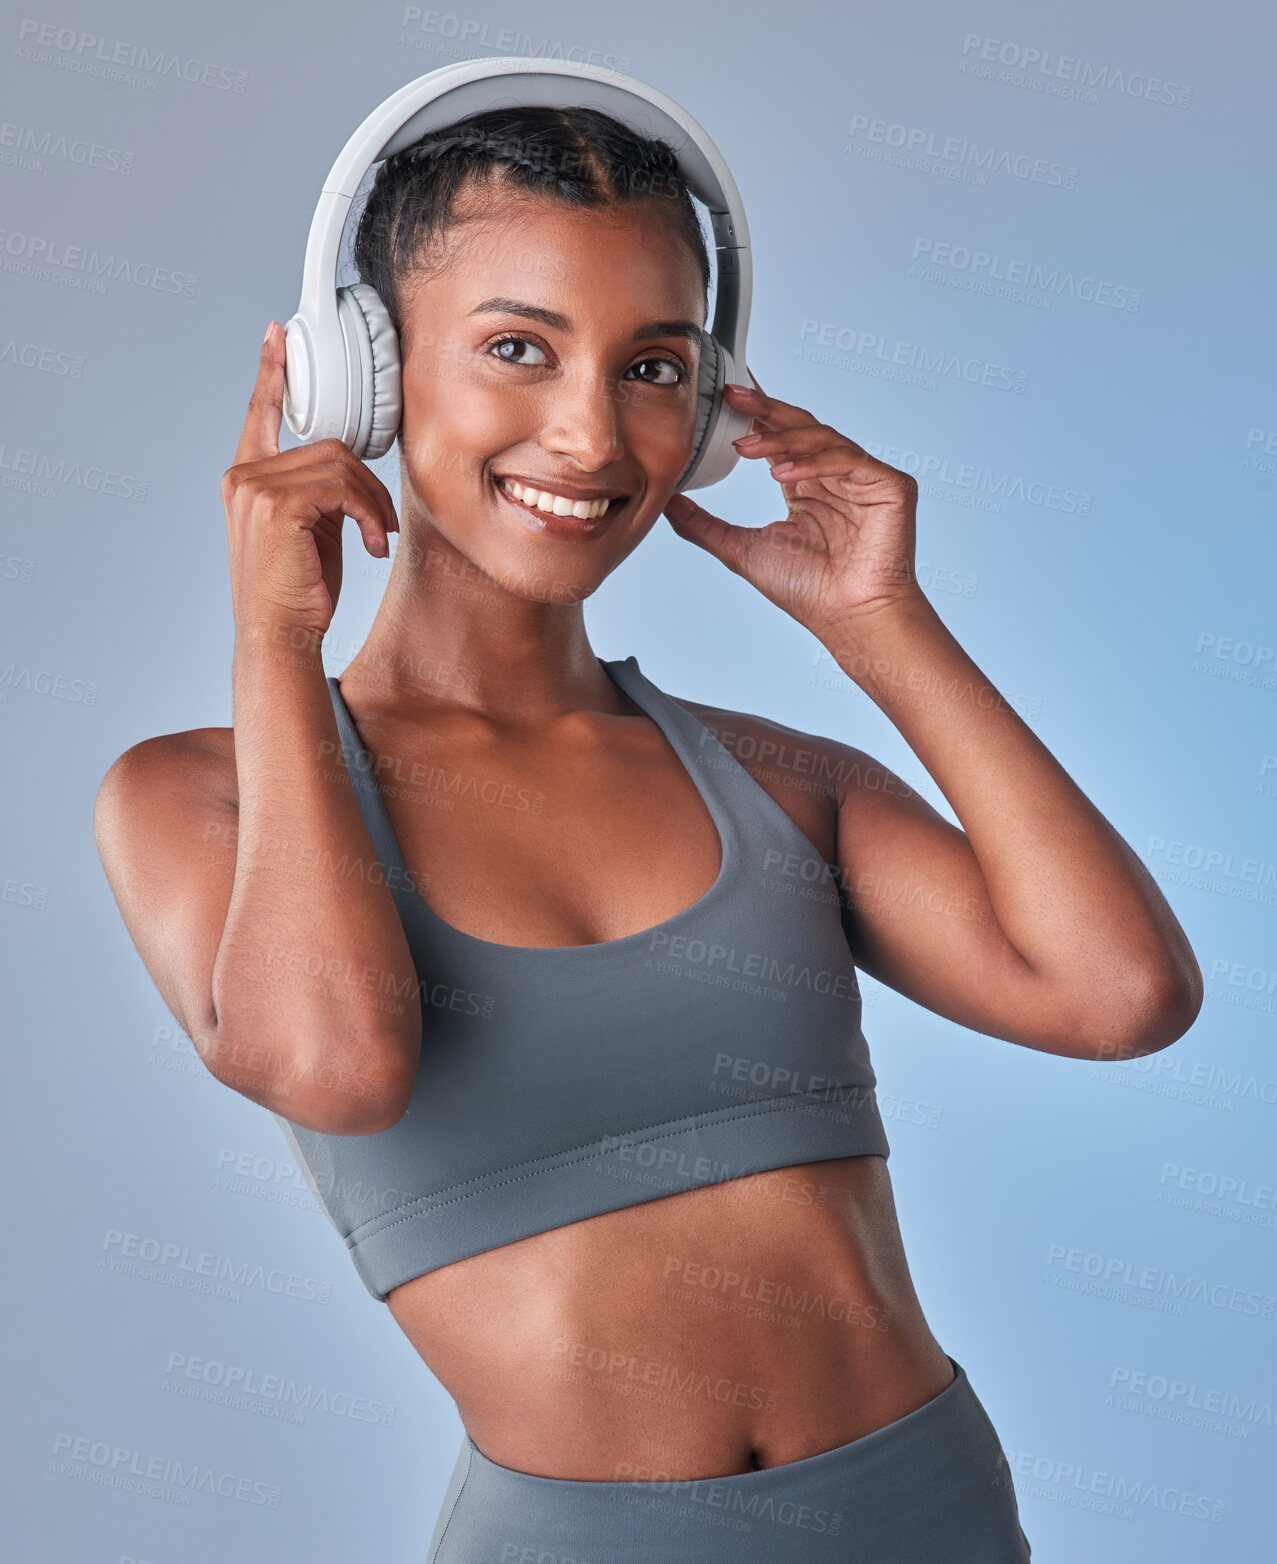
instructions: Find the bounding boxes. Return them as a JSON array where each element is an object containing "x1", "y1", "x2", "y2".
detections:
[{"x1": 271, "y1": 655, "x2": 889, "y2": 1301}]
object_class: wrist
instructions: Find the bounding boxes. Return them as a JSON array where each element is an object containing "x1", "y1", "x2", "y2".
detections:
[
  {"x1": 233, "y1": 612, "x2": 326, "y2": 672},
  {"x1": 815, "y1": 589, "x2": 939, "y2": 665},
  {"x1": 815, "y1": 591, "x2": 956, "y2": 717}
]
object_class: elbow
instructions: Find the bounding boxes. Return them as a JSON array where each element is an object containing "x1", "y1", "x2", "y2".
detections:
[
  {"x1": 301, "y1": 1087, "x2": 412, "y2": 1137},
  {"x1": 308, "y1": 1031, "x2": 419, "y2": 1134},
  {"x1": 1080, "y1": 963, "x2": 1205, "y2": 1063},
  {"x1": 265, "y1": 1070, "x2": 413, "y2": 1137},
  {"x1": 283, "y1": 1069, "x2": 413, "y2": 1136},
  {"x1": 349, "y1": 1072, "x2": 416, "y2": 1135},
  {"x1": 203, "y1": 1025, "x2": 417, "y2": 1136}
]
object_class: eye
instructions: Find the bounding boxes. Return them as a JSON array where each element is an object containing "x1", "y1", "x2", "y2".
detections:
[
  {"x1": 488, "y1": 333, "x2": 549, "y2": 367},
  {"x1": 629, "y1": 356, "x2": 686, "y2": 387},
  {"x1": 485, "y1": 332, "x2": 687, "y2": 386}
]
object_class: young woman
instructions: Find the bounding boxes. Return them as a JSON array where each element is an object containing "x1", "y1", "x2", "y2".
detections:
[{"x1": 95, "y1": 105, "x2": 1202, "y2": 1561}]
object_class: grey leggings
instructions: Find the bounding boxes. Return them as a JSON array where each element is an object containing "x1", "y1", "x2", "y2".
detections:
[{"x1": 425, "y1": 1355, "x2": 1032, "y2": 1562}]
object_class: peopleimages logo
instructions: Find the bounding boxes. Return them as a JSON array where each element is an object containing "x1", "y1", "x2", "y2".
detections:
[
  {"x1": 996, "y1": 1447, "x2": 1223, "y2": 1524},
  {"x1": 796, "y1": 318, "x2": 1028, "y2": 395},
  {"x1": 0, "y1": 442, "x2": 146, "y2": 501},
  {"x1": 958, "y1": 34, "x2": 1193, "y2": 109},
  {"x1": 845, "y1": 115, "x2": 1078, "y2": 188},
  {"x1": 1210, "y1": 957, "x2": 1277, "y2": 999},
  {"x1": 0, "y1": 120, "x2": 133, "y2": 174},
  {"x1": 15, "y1": 18, "x2": 249, "y2": 92},
  {"x1": 100, "y1": 1228, "x2": 333, "y2": 1305},
  {"x1": 910, "y1": 238, "x2": 1141, "y2": 312},
  {"x1": 1108, "y1": 1365, "x2": 1275, "y2": 1435},
  {"x1": 646, "y1": 929, "x2": 861, "y2": 1001},
  {"x1": 1095, "y1": 1048, "x2": 1277, "y2": 1112},
  {"x1": 50, "y1": 1432, "x2": 280, "y2": 1507},
  {"x1": 0, "y1": 664, "x2": 100, "y2": 703},
  {"x1": 0, "y1": 335, "x2": 84, "y2": 378},
  {"x1": 861, "y1": 437, "x2": 1092, "y2": 515},
  {"x1": 1244, "y1": 427, "x2": 1277, "y2": 475},
  {"x1": 1157, "y1": 1161, "x2": 1277, "y2": 1218},
  {"x1": 0, "y1": 226, "x2": 198, "y2": 297},
  {"x1": 162, "y1": 1350, "x2": 397, "y2": 1428},
  {"x1": 395, "y1": 9, "x2": 632, "y2": 79},
  {"x1": 1043, "y1": 1243, "x2": 1276, "y2": 1318},
  {"x1": 1146, "y1": 833, "x2": 1277, "y2": 906}
]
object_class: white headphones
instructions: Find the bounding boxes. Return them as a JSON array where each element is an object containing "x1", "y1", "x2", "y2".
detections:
[{"x1": 281, "y1": 57, "x2": 755, "y2": 491}]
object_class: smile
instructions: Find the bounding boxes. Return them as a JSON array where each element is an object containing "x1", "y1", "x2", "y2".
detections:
[
  {"x1": 498, "y1": 476, "x2": 621, "y2": 520},
  {"x1": 494, "y1": 475, "x2": 630, "y2": 540}
]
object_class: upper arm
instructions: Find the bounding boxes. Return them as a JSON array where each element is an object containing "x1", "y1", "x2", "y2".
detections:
[
  {"x1": 663, "y1": 692, "x2": 1088, "y2": 1052},
  {"x1": 828, "y1": 743, "x2": 1094, "y2": 1056},
  {"x1": 95, "y1": 732, "x2": 416, "y2": 1135},
  {"x1": 94, "y1": 732, "x2": 238, "y2": 1058},
  {"x1": 672, "y1": 694, "x2": 1063, "y2": 1049}
]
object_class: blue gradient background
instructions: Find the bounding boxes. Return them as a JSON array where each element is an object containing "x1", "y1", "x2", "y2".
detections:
[{"x1": 2, "y1": 1, "x2": 1273, "y2": 1559}]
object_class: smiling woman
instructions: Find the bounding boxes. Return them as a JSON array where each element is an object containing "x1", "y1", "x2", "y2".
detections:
[
  {"x1": 94, "y1": 59, "x2": 1201, "y2": 1564},
  {"x1": 346, "y1": 105, "x2": 714, "y2": 588}
]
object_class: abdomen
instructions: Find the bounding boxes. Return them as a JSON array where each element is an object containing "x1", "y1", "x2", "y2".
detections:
[{"x1": 385, "y1": 1153, "x2": 955, "y2": 1479}]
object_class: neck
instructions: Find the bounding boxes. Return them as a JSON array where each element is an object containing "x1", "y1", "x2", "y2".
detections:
[{"x1": 340, "y1": 515, "x2": 619, "y2": 725}]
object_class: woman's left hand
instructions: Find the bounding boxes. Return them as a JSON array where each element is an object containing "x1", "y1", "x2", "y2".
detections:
[{"x1": 663, "y1": 376, "x2": 924, "y2": 644}]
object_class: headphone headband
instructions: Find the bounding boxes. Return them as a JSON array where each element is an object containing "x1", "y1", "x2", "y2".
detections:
[{"x1": 282, "y1": 57, "x2": 754, "y2": 489}]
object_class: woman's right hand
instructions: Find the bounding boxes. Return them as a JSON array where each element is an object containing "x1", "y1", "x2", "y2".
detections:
[{"x1": 222, "y1": 320, "x2": 399, "y2": 638}]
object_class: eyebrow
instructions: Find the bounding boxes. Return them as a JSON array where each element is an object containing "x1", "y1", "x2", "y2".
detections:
[{"x1": 468, "y1": 296, "x2": 702, "y2": 344}]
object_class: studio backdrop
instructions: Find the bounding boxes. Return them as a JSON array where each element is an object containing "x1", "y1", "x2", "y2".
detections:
[{"x1": 2, "y1": 0, "x2": 1273, "y2": 1559}]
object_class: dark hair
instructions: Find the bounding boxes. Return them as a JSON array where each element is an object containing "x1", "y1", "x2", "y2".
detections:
[{"x1": 352, "y1": 104, "x2": 711, "y2": 342}]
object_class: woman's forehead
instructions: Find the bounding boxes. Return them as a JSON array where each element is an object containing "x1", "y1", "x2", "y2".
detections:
[{"x1": 409, "y1": 207, "x2": 705, "y2": 319}]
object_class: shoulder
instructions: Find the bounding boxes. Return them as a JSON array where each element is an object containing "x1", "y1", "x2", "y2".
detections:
[
  {"x1": 660, "y1": 690, "x2": 923, "y2": 860},
  {"x1": 96, "y1": 726, "x2": 238, "y2": 832}
]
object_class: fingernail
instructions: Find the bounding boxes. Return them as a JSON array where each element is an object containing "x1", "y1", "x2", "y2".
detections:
[
  {"x1": 725, "y1": 382, "x2": 755, "y2": 394},
  {"x1": 263, "y1": 320, "x2": 275, "y2": 345}
]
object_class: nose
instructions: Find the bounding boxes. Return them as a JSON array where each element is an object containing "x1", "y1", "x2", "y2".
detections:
[{"x1": 536, "y1": 362, "x2": 626, "y2": 472}]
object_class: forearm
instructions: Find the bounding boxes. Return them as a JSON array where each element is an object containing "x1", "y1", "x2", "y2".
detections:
[
  {"x1": 210, "y1": 621, "x2": 421, "y2": 1129},
  {"x1": 822, "y1": 591, "x2": 1202, "y2": 1035}
]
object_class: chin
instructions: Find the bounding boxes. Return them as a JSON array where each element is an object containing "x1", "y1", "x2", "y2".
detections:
[
  {"x1": 403, "y1": 476, "x2": 654, "y2": 604},
  {"x1": 480, "y1": 549, "x2": 606, "y2": 608}
]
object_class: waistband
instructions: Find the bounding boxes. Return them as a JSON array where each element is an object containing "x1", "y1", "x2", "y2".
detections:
[{"x1": 428, "y1": 1355, "x2": 1033, "y2": 1562}]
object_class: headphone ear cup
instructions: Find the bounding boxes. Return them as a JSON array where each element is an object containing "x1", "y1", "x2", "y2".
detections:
[
  {"x1": 677, "y1": 335, "x2": 757, "y2": 492},
  {"x1": 336, "y1": 282, "x2": 402, "y2": 460},
  {"x1": 674, "y1": 329, "x2": 721, "y2": 492}
]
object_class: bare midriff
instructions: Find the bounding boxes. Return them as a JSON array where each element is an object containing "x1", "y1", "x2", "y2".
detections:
[
  {"x1": 385, "y1": 1152, "x2": 956, "y2": 1480},
  {"x1": 326, "y1": 674, "x2": 957, "y2": 1481}
]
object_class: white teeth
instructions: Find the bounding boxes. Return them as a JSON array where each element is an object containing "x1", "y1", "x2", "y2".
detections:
[{"x1": 499, "y1": 478, "x2": 615, "y2": 521}]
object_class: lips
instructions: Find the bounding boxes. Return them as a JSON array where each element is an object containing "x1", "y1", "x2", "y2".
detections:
[{"x1": 492, "y1": 473, "x2": 630, "y2": 540}]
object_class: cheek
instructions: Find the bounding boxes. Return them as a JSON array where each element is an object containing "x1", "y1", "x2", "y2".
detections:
[
  {"x1": 400, "y1": 374, "x2": 522, "y2": 488},
  {"x1": 618, "y1": 391, "x2": 698, "y2": 474}
]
